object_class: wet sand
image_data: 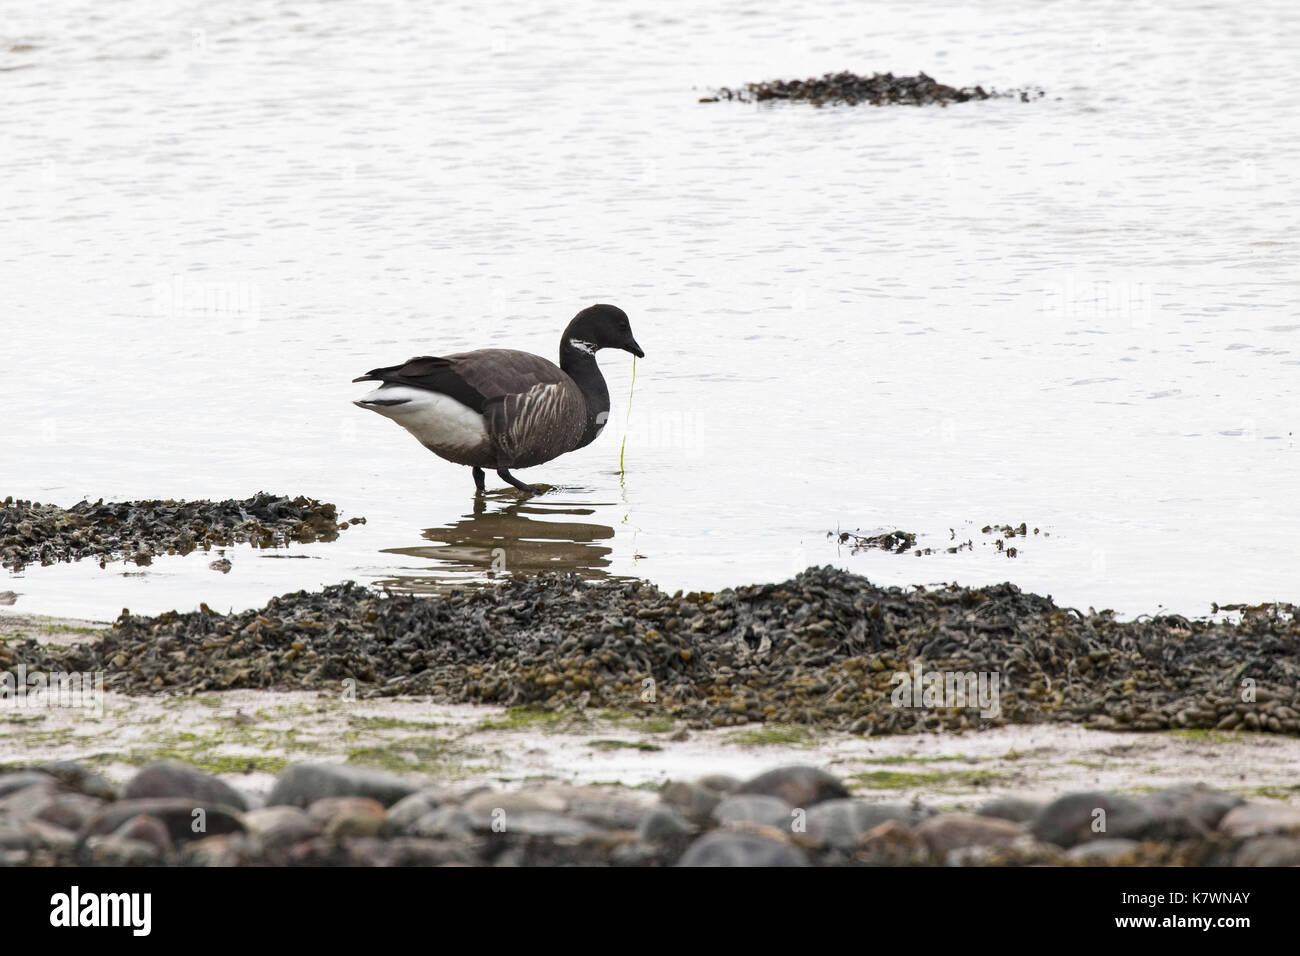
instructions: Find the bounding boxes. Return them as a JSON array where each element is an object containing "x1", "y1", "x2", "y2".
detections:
[
  {"x1": 0, "y1": 612, "x2": 108, "y2": 647},
  {"x1": 2, "y1": 682, "x2": 1297, "y2": 809}
]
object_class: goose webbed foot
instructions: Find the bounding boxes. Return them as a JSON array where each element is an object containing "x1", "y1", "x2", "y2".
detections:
[
  {"x1": 472, "y1": 466, "x2": 486, "y2": 494},
  {"x1": 497, "y1": 468, "x2": 544, "y2": 495}
]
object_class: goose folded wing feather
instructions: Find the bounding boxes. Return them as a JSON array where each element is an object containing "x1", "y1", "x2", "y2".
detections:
[{"x1": 485, "y1": 381, "x2": 587, "y2": 467}]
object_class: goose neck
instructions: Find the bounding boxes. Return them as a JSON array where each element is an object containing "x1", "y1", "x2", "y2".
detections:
[{"x1": 560, "y1": 347, "x2": 611, "y2": 437}]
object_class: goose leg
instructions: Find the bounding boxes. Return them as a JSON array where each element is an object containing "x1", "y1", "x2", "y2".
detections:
[
  {"x1": 497, "y1": 468, "x2": 541, "y2": 495},
  {"x1": 472, "y1": 467, "x2": 486, "y2": 494}
]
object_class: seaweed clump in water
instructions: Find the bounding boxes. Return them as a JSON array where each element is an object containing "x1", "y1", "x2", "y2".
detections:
[
  {"x1": 703, "y1": 70, "x2": 1043, "y2": 107},
  {"x1": 835, "y1": 529, "x2": 917, "y2": 553},
  {"x1": 0, "y1": 492, "x2": 361, "y2": 571}
]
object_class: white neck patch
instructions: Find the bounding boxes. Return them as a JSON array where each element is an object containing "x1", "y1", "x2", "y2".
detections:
[{"x1": 568, "y1": 338, "x2": 597, "y2": 355}]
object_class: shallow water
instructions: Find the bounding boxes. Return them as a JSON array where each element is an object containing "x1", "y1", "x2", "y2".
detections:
[{"x1": 2, "y1": 0, "x2": 1298, "y2": 620}]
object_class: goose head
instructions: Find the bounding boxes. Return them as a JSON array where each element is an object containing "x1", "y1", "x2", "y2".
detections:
[{"x1": 563, "y1": 304, "x2": 644, "y2": 358}]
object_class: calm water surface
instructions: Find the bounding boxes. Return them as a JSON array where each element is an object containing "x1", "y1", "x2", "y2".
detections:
[{"x1": 2, "y1": 0, "x2": 1298, "y2": 620}]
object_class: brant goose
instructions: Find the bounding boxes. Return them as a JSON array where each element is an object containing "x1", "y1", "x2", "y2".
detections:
[{"x1": 352, "y1": 304, "x2": 644, "y2": 494}]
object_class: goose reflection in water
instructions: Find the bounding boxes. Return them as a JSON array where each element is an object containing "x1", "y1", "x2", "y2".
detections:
[{"x1": 375, "y1": 494, "x2": 625, "y2": 592}]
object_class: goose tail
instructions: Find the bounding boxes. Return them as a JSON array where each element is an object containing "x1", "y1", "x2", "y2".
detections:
[{"x1": 353, "y1": 385, "x2": 413, "y2": 411}]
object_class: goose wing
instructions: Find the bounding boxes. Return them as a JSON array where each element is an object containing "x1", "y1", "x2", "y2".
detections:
[
  {"x1": 353, "y1": 354, "x2": 490, "y2": 414},
  {"x1": 354, "y1": 349, "x2": 587, "y2": 465},
  {"x1": 482, "y1": 380, "x2": 588, "y2": 466}
]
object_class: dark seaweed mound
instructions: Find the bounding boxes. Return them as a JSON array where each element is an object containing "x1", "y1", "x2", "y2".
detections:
[
  {"x1": 17, "y1": 567, "x2": 1299, "y2": 736},
  {"x1": 704, "y1": 70, "x2": 1044, "y2": 107}
]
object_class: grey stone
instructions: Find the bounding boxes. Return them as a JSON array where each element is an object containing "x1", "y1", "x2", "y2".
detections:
[
  {"x1": 947, "y1": 838, "x2": 1064, "y2": 867},
  {"x1": 660, "y1": 781, "x2": 726, "y2": 823},
  {"x1": 462, "y1": 788, "x2": 567, "y2": 819},
  {"x1": 1217, "y1": 803, "x2": 1300, "y2": 838},
  {"x1": 1031, "y1": 791, "x2": 1202, "y2": 848},
  {"x1": 0, "y1": 782, "x2": 59, "y2": 820},
  {"x1": 24, "y1": 818, "x2": 78, "y2": 854},
  {"x1": 112, "y1": 814, "x2": 175, "y2": 857},
  {"x1": 735, "y1": 766, "x2": 849, "y2": 807},
  {"x1": 35, "y1": 792, "x2": 106, "y2": 831},
  {"x1": 696, "y1": 774, "x2": 743, "y2": 794},
  {"x1": 1065, "y1": 839, "x2": 1141, "y2": 863},
  {"x1": 712, "y1": 794, "x2": 793, "y2": 829},
  {"x1": 565, "y1": 794, "x2": 648, "y2": 831},
  {"x1": 638, "y1": 807, "x2": 693, "y2": 843},
  {"x1": 915, "y1": 813, "x2": 1029, "y2": 854},
  {"x1": 0, "y1": 771, "x2": 58, "y2": 798},
  {"x1": 678, "y1": 831, "x2": 809, "y2": 867},
  {"x1": 977, "y1": 795, "x2": 1045, "y2": 823},
  {"x1": 34, "y1": 762, "x2": 116, "y2": 800},
  {"x1": 243, "y1": 806, "x2": 320, "y2": 847},
  {"x1": 80, "y1": 797, "x2": 246, "y2": 845},
  {"x1": 348, "y1": 836, "x2": 474, "y2": 867},
  {"x1": 266, "y1": 763, "x2": 417, "y2": 808},
  {"x1": 409, "y1": 807, "x2": 475, "y2": 841},
  {"x1": 0, "y1": 823, "x2": 32, "y2": 851},
  {"x1": 183, "y1": 833, "x2": 260, "y2": 867},
  {"x1": 387, "y1": 791, "x2": 441, "y2": 831},
  {"x1": 123, "y1": 761, "x2": 251, "y2": 810},
  {"x1": 497, "y1": 811, "x2": 599, "y2": 839},
  {"x1": 385, "y1": 836, "x2": 476, "y2": 866},
  {"x1": 1235, "y1": 835, "x2": 1300, "y2": 866},
  {"x1": 1142, "y1": 783, "x2": 1242, "y2": 831},
  {"x1": 806, "y1": 799, "x2": 934, "y2": 850},
  {"x1": 84, "y1": 834, "x2": 160, "y2": 866},
  {"x1": 307, "y1": 796, "x2": 388, "y2": 839}
]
